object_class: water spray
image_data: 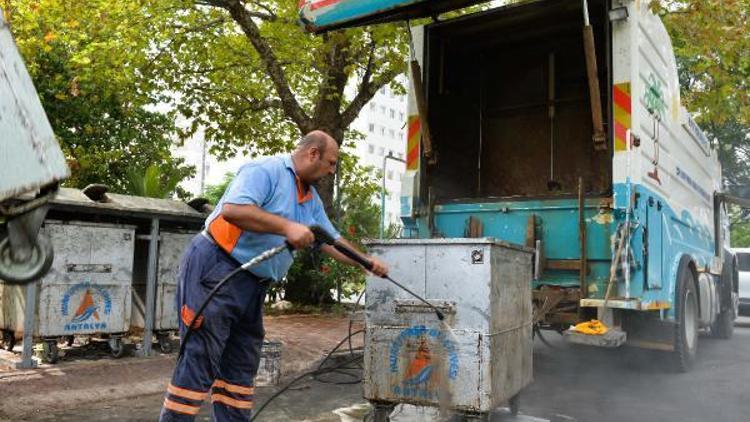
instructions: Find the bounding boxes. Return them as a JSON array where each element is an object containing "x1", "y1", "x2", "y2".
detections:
[{"x1": 309, "y1": 226, "x2": 445, "y2": 321}]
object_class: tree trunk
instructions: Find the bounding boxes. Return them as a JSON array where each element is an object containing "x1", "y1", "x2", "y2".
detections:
[{"x1": 285, "y1": 122, "x2": 344, "y2": 305}]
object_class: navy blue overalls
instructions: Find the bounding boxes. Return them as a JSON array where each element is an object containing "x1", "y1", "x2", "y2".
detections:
[
  {"x1": 159, "y1": 233, "x2": 267, "y2": 420},
  {"x1": 159, "y1": 155, "x2": 340, "y2": 421}
]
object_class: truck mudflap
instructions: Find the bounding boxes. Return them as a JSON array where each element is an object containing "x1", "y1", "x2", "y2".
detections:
[
  {"x1": 564, "y1": 327, "x2": 627, "y2": 348},
  {"x1": 562, "y1": 308, "x2": 678, "y2": 351}
]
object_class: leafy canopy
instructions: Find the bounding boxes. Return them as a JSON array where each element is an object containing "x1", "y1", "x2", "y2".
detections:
[{"x1": 4, "y1": 0, "x2": 194, "y2": 195}]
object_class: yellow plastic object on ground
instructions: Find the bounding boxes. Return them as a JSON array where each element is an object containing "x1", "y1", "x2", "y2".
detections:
[{"x1": 574, "y1": 319, "x2": 609, "y2": 335}]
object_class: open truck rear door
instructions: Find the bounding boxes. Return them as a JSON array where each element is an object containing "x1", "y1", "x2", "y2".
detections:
[{"x1": 299, "y1": 0, "x2": 492, "y2": 33}]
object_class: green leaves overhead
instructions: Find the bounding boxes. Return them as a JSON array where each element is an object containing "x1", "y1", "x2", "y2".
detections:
[
  {"x1": 654, "y1": 0, "x2": 750, "y2": 126},
  {"x1": 5, "y1": 0, "x2": 194, "y2": 196}
]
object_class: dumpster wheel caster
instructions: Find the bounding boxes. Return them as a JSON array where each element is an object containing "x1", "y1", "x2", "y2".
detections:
[
  {"x1": 2, "y1": 330, "x2": 16, "y2": 351},
  {"x1": 0, "y1": 233, "x2": 53, "y2": 284},
  {"x1": 365, "y1": 402, "x2": 395, "y2": 422},
  {"x1": 109, "y1": 338, "x2": 125, "y2": 358},
  {"x1": 509, "y1": 393, "x2": 521, "y2": 416},
  {"x1": 157, "y1": 333, "x2": 173, "y2": 354},
  {"x1": 43, "y1": 340, "x2": 59, "y2": 364}
]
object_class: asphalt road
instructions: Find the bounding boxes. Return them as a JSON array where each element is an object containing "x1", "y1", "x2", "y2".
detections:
[{"x1": 23, "y1": 318, "x2": 750, "y2": 421}]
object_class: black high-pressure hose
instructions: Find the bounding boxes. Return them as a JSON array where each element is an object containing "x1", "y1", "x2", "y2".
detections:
[{"x1": 176, "y1": 241, "x2": 293, "y2": 362}]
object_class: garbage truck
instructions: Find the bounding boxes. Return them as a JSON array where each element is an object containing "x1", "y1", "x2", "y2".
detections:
[
  {"x1": 1, "y1": 8, "x2": 69, "y2": 283},
  {"x1": 301, "y1": 0, "x2": 741, "y2": 372}
]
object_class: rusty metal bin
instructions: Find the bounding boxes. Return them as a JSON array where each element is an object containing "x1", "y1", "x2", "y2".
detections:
[
  {"x1": 0, "y1": 220, "x2": 135, "y2": 362},
  {"x1": 131, "y1": 230, "x2": 196, "y2": 353},
  {"x1": 363, "y1": 238, "x2": 533, "y2": 419}
]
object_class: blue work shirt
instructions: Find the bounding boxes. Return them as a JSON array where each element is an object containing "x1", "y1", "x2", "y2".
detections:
[{"x1": 204, "y1": 155, "x2": 341, "y2": 281}]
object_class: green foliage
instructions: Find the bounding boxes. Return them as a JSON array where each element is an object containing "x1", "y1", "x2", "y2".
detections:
[
  {"x1": 4, "y1": 0, "x2": 193, "y2": 194},
  {"x1": 126, "y1": 165, "x2": 183, "y2": 199},
  {"x1": 203, "y1": 172, "x2": 236, "y2": 205},
  {"x1": 139, "y1": 0, "x2": 408, "y2": 160},
  {"x1": 654, "y1": 1, "x2": 750, "y2": 126},
  {"x1": 729, "y1": 206, "x2": 750, "y2": 248}
]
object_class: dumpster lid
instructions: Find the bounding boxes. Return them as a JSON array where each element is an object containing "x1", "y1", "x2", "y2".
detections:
[
  {"x1": 364, "y1": 237, "x2": 534, "y2": 254},
  {"x1": 0, "y1": 10, "x2": 69, "y2": 201},
  {"x1": 44, "y1": 188, "x2": 207, "y2": 223},
  {"x1": 299, "y1": 0, "x2": 493, "y2": 33}
]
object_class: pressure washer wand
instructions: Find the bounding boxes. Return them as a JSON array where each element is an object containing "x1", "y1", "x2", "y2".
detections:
[{"x1": 310, "y1": 226, "x2": 445, "y2": 321}]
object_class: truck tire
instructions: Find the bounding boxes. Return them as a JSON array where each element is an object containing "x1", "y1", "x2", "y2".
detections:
[
  {"x1": 673, "y1": 261, "x2": 698, "y2": 372},
  {"x1": 710, "y1": 309, "x2": 734, "y2": 340}
]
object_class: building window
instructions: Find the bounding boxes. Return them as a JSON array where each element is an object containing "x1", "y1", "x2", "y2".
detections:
[
  {"x1": 370, "y1": 102, "x2": 376, "y2": 110},
  {"x1": 390, "y1": 109, "x2": 395, "y2": 118},
  {"x1": 387, "y1": 170, "x2": 394, "y2": 180},
  {"x1": 368, "y1": 123, "x2": 375, "y2": 133},
  {"x1": 380, "y1": 87, "x2": 386, "y2": 95},
  {"x1": 389, "y1": 129, "x2": 395, "y2": 139},
  {"x1": 380, "y1": 126, "x2": 385, "y2": 136},
  {"x1": 399, "y1": 131, "x2": 404, "y2": 140},
  {"x1": 380, "y1": 106, "x2": 386, "y2": 114},
  {"x1": 378, "y1": 147, "x2": 384, "y2": 156},
  {"x1": 367, "y1": 144, "x2": 374, "y2": 154},
  {"x1": 399, "y1": 112, "x2": 404, "y2": 121}
]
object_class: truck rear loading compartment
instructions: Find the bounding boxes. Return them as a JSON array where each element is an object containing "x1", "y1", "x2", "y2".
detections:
[{"x1": 423, "y1": 0, "x2": 612, "y2": 202}]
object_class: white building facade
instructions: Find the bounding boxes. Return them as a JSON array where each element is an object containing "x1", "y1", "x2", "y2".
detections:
[{"x1": 348, "y1": 82, "x2": 408, "y2": 228}]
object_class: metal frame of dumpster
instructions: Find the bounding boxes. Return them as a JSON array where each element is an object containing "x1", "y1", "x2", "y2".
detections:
[
  {"x1": 131, "y1": 230, "x2": 196, "y2": 354},
  {"x1": 363, "y1": 238, "x2": 534, "y2": 420},
  {"x1": 0, "y1": 188, "x2": 205, "y2": 368},
  {"x1": 0, "y1": 220, "x2": 136, "y2": 365}
]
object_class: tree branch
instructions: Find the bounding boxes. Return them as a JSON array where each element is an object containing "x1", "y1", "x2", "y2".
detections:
[
  {"x1": 341, "y1": 44, "x2": 402, "y2": 128},
  {"x1": 211, "y1": 0, "x2": 312, "y2": 131}
]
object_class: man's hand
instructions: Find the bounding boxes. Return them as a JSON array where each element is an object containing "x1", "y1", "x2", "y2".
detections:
[
  {"x1": 284, "y1": 222, "x2": 315, "y2": 250},
  {"x1": 367, "y1": 256, "x2": 389, "y2": 277}
]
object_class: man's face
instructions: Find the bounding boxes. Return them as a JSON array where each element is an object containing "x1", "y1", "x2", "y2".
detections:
[{"x1": 306, "y1": 140, "x2": 338, "y2": 184}]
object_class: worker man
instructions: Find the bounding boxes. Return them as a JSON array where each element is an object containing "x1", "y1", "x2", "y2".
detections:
[{"x1": 160, "y1": 130, "x2": 388, "y2": 421}]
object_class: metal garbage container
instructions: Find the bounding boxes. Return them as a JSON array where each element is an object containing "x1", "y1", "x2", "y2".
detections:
[
  {"x1": 131, "y1": 230, "x2": 195, "y2": 353},
  {"x1": 363, "y1": 239, "x2": 533, "y2": 420},
  {"x1": 0, "y1": 220, "x2": 135, "y2": 362}
]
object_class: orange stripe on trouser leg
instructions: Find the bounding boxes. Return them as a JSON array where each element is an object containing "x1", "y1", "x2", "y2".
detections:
[
  {"x1": 168, "y1": 383, "x2": 208, "y2": 401},
  {"x1": 181, "y1": 305, "x2": 204, "y2": 329},
  {"x1": 211, "y1": 393, "x2": 254, "y2": 409},
  {"x1": 212, "y1": 379, "x2": 255, "y2": 395},
  {"x1": 163, "y1": 398, "x2": 200, "y2": 415}
]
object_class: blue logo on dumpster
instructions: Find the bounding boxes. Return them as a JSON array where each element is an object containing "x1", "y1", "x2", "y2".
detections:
[
  {"x1": 389, "y1": 325, "x2": 459, "y2": 400},
  {"x1": 61, "y1": 282, "x2": 111, "y2": 332}
]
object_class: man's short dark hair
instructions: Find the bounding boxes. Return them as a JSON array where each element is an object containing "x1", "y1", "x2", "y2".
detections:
[{"x1": 298, "y1": 131, "x2": 330, "y2": 156}]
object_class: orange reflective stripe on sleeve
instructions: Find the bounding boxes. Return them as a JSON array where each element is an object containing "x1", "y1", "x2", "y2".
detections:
[
  {"x1": 212, "y1": 379, "x2": 255, "y2": 395},
  {"x1": 211, "y1": 393, "x2": 254, "y2": 409},
  {"x1": 163, "y1": 398, "x2": 200, "y2": 415},
  {"x1": 208, "y1": 215, "x2": 242, "y2": 253},
  {"x1": 167, "y1": 383, "x2": 208, "y2": 401}
]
